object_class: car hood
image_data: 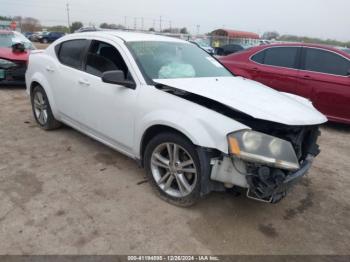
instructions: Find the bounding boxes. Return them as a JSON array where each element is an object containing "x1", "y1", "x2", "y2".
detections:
[
  {"x1": 0, "y1": 47, "x2": 29, "y2": 62},
  {"x1": 154, "y1": 77, "x2": 327, "y2": 126}
]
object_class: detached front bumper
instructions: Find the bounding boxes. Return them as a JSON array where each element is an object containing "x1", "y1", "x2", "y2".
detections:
[
  {"x1": 247, "y1": 156, "x2": 314, "y2": 203},
  {"x1": 210, "y1": 155, "x2": 314, "y2": 204}
]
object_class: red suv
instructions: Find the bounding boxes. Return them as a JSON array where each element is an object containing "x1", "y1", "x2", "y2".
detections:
[{"x1": 220, "y1": 43, "x2": 350, "y2": 124}]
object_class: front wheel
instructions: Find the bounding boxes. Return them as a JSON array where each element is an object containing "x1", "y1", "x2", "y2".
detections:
[{"x1": 144, "y1": 132, "x2": 203, "y2": 207}]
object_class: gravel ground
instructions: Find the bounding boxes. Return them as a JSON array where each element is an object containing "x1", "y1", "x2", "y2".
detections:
[{"x1": 0, "y1": 86, "x2": 349, "y2": 255}]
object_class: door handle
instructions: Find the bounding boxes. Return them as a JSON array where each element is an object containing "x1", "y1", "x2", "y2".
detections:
[
  {"x1": 78, "y1": 79, "x2": 90, "y2": 86},
  {"x1": 252, "y1": 67, "x2": 259, "y2": 72},
  {"x1": 303, "y1": 75, "x2": 312, "y2": 79},
  {"x1": 45, "y1": 66, "x2": 55, "y2": 72}
]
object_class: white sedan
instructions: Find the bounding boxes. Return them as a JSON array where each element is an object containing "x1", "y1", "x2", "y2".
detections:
[{"x1": 26, "y1": 31, "x2": 327, "y2": 206}]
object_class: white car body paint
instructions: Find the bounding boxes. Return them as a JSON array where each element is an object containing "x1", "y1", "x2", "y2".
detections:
[
  {"x1": 154, "y1": 77, "x2": 327, "y2": 126},
  {"x1": 26, "y1": 31, "x2": 327, "y2": 161}
]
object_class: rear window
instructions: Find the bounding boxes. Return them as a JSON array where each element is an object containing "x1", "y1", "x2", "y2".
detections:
[
  {"x1": 58, "y1": 39, "x2": 88, "y2": 69},
  {"x1": 304, "y1": 48, "x2": 350, "y2": 76}
]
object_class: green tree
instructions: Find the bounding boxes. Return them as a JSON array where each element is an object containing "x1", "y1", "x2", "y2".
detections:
[
  {"x1": 100, "y1": 22, "x2": 109, "y2": 29},
  {"x1": 180, "y1": 27, "x2": 188, "y2": 34},
  {"x1": 71, "y1": 21, "x2": 83, "y2": 32},
  {"x1": 47, "y1": 25, "x2": 69, "y2": 33},
  {"x1": 0, "y1": 16, "x2": 12, "y2": 21},
  {"x1": 278, "y1": 34, "x2": 350, "y2": 47},
  {"x1": 262, "y1": 31, "x2": 280, "y2": 40},
  {"x1": 100, "y1": 23, "x2": 125, "y2": 30},
  {"x1": 21, "y1": 17, "x2": 41, "y2": 32}
]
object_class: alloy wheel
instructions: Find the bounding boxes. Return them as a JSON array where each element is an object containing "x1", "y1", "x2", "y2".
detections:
[
  {"x1": 150, "y1": 143, "x2": 198, "y2": 198},
  {"x1": 33, "y1": 91, "x2": 48, "y2": 125}
]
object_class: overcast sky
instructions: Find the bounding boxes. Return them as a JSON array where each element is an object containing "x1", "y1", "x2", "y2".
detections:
[{"x1": 2, "y1": 0, "x2": 350, "y2": 41}]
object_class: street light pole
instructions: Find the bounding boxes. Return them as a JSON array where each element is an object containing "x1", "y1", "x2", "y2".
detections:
[
  {"x1": 159, "y1": 16, "x2": 162, "y2": 32},
  {"x1": 66, "y1": 2, "x2": 71, "y2": 33}
]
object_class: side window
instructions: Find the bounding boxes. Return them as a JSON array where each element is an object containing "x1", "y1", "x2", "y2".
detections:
[
  {"x1": 304, "y1": 48, "x2": 350, "y2": 76},
  {"x1": 58, "y1": 39, "x2": 88, "y2": 69},
  {"x1": 263, "y1": 47, "x2": 299, "y2": 68},
  {"x1": 85, "y1": 40, "x2": 130, "y2": 78},
  {"x1": 251, "y1": 50, "x2": 265, "y2": 63}
]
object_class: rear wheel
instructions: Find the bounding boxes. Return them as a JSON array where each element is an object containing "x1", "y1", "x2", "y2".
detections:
[
  {"x1": 144, "y1": 132, "x2": 204, "y2": 206},
  {"x1": 31, "y1": 85, "x2": 61, "y2": 130}
]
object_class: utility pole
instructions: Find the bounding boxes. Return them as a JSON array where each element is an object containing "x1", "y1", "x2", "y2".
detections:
[
  {"x1": 159, "y1": 16, "x2": 162, "y2": 32},
  {"x1": 133, "y1": 17, "x2": 137, "y2": 30},
  {"x1": 124, "y1": 16, "x2": 127, "y2": 30},
  {"x1": 66, "y1": 2, "x2": 71, "y2": 33},
  {"x1": 141, "y1": 17, "x2": 144, "y2": 31}
]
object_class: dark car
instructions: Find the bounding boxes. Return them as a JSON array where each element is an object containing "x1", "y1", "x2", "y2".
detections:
[
  {"x1": 23, "y1": 32, "x2": 34, "y2": 39},
  {"x1": 39, "y1": 32, "x2": 65, "y2": 43},
  {"x1": 189, "y1": 40, "x2": 215, "y2": 54},
  {"x1": 219, "y1": 43, "x2": 350, "y2": 124},
  {"x1": 215, "y1": 44, "x2": 244, "y2": 56},
  {"x1": 0, "y1": 30, "x2": 35, "y2": 85},
  {"x1": 29, "y1": 31, "x2": 49, "y2": 42}
]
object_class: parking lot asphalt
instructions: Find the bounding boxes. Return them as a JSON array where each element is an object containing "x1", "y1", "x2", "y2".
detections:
[{"x1": 0, "y1": 85, "x2": 350, "y2": 255}]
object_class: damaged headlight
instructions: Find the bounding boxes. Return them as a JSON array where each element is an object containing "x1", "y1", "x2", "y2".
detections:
[
  {"x1": 227, "y1": 130, "x2": 300, "y2": 171},
  {"x1": 0, "y1": 58, "x2": 16, "y2": 69}
]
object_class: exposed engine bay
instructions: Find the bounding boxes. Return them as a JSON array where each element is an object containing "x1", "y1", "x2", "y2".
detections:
[{"x1": 155, "y1": 83, "x2": 322, "y2": 203}]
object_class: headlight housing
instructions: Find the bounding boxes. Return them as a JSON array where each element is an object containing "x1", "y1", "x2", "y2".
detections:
[
  {"x1": 0, "y1": 58, "x2": 16, "y2": 69},
  {"x1": 228, "y1": 130, "x2": 300, "y2": 171}
]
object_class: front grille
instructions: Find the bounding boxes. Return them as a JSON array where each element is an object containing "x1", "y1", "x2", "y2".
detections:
[{"x1": 5, "y1": 61, "x2": 27, "y2": 80}]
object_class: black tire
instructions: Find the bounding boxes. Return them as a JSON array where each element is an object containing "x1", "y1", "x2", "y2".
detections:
[
  {"x1": 31, "y1": 85, "x2": 62, "y2": 130},
  {"x1": 144, "y1": 132, "x2": 209, "y2": 207}
]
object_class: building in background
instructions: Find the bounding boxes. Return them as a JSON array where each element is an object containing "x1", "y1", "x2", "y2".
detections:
[
  {"x1": 210, "y1": 29, "x2": 260, "y2": 47},
  {"x1": 0, "y1": 20, "x2": 11, "y2": 30},
  {"x1": 0, "y1": 20, "x2": 18, "y2": 31}
]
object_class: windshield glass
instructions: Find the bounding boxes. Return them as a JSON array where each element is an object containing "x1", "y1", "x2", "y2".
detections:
[
  {"x1": 0, "y1": 32, "x2": 35, "y2": 49},
  {"x1": 128, "y1": 41, "x2": 232, "y2": 80}
]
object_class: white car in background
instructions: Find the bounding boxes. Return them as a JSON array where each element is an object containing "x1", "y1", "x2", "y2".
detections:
[{"x1": 25, "y1": 31, "x2": 327, "y2": 206}]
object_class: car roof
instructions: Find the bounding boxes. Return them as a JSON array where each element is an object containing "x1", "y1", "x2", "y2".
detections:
[
  {"x1": 73, "y1": 30, "x2": 188, "y2": 43},
  {"x1": 251, "y1": 42, "x2": 350, "y2": 57},
  {"x1": 258, "y1": 42, "x2": 342, "y2": 51}
]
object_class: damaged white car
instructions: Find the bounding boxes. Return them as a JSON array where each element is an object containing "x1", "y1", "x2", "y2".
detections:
[{"x1": 25, "y1": 32, "x2": 327, "y2": 206}]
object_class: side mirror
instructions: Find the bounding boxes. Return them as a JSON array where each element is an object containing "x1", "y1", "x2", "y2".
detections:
[{"x1": 101, "y1": 70, "x2": 136, "y2": 89}]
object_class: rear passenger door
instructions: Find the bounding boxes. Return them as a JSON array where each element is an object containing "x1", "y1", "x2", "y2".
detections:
[
  {"x1": 53, "y1": 38, "x2": 90, "y2": 122},
  {"x1": 250, "y1": 46, "x2": 303, "y2": 95},
  {"x1": 299, "y1": 48, "x2": 350, "y2": 122}
]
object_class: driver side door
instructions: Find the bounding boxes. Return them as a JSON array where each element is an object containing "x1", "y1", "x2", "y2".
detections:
[{"x1": 76, "y1": 40, "x2": 139, "y2": 153}]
